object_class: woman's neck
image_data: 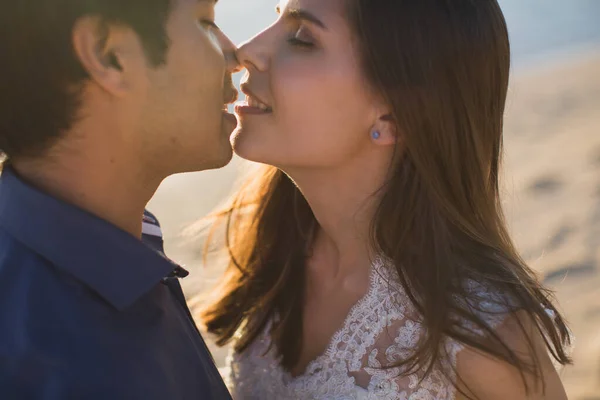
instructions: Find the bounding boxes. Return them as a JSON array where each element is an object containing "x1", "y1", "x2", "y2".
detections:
[{"x1": 285, "y1": 159, "x2": 389, "y2": 279}]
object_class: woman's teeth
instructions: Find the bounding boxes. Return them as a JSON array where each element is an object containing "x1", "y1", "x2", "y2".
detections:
[{"x1": 247, "y1": 96, "x2": 271, "y2": 111}]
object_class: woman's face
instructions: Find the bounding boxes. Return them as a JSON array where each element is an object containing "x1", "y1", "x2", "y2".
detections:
[{"x1": 232, "y1": 0, "x2": 384, "y2": 170}]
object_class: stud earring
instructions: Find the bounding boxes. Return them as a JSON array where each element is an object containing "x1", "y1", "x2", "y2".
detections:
[{"x1": 371, "y1": 131, "x2": 381, "y2": 140}]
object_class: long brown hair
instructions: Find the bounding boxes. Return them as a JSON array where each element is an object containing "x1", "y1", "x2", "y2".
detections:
[{"x1": 201, "y1": 0, "x2": 571, "y2": 396}]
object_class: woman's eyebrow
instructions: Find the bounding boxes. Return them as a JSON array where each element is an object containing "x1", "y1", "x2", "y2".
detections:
[{"x1": 276, "y1": 5, "x2": 328, "y2": 31}]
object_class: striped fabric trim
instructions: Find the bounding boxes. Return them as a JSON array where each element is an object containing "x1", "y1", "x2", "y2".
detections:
[{"x1": 142, "y1": 221, "x2": 162, "y2": 238}]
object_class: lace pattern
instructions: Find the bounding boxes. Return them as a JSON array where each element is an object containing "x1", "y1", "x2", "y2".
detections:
[{"x1": 225, "y1": 258, "x2": 514, "y2": 400}]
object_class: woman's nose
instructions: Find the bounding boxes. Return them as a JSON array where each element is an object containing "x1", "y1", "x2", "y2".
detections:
[{"x1": 236, "y1": 32, "x2": 271, "y2": 73}]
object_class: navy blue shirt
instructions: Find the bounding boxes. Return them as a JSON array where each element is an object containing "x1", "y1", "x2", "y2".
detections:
[{"x1": 0, "y1": 168, "x2": 231, "y2": 400}]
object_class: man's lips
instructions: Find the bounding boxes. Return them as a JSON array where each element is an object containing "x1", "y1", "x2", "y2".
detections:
[{"x1": 223, "y1": 87, "x2": 239, "y2": 105}]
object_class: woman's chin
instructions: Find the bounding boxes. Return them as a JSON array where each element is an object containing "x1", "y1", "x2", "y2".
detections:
[
  {"x1": 230, "y1": 128, "x2": 296, "y2": 168},
  {"x1": 230, "y1": 129, "x2": 266, "y2": 163},
  {"x1": 231, "y1": 144, "x2": 268, "y2": 164}
]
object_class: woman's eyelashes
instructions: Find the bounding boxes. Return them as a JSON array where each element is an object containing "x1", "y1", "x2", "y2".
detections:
[
  {"x1": 288, "y1": 36, "x2": 315, "y2": 48},
  {"x1": 287, "y1": 27, "x2": 316, "y2": 49}
]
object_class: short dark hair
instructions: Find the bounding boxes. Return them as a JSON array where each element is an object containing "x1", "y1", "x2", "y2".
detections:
[{"x1": 0, "y1": 0, "x2": 172, "y2": 160}]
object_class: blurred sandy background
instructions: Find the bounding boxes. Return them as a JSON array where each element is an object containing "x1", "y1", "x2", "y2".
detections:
[{"x1": 148, "y1": 1, "x2": 600, "y2": 398}]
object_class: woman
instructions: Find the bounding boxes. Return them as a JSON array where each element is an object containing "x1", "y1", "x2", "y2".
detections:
[{"x1": 201, "y1": 0, "x2": 572, "y2": 398}]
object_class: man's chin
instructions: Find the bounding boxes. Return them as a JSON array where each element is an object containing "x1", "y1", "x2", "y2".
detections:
[
  {"x1": 204, "y1": 144, "x2": 234, "y2": 171},
  {"x1": 222, "y1": 111, "x2": 238, "y2": 134},
  {"x1": 208, "y1": 153, "x2": 234, "y2": 170},
  {"x1": 168, "y1": 147, "x2": 233, "y2": 174}
]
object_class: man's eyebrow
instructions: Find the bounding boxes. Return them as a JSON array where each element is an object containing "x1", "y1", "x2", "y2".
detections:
[
  {"x1": 198, "y1": 0, "x2": 218, "y2": 4},
  {"x1": 276, "y1": 5, "x2": 328, "y2": 30}
]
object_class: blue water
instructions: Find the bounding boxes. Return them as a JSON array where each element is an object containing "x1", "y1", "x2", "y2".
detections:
[{"x1": 216, "y1": 0, "x2": 600, "y2": 66}]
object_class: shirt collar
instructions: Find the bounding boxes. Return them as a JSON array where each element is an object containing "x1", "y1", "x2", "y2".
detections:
[{"x1": 0, "y1": 167, "x2": 179, "y2": 310}]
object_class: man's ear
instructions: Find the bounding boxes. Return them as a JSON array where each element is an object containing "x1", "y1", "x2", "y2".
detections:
[{"x1": 71, "y1": 17, "x2": 141, "y2": 96}]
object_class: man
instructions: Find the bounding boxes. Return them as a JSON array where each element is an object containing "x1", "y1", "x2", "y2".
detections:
[{"x1": 0, "y1": 0, "x2": 239, "y2": 398}]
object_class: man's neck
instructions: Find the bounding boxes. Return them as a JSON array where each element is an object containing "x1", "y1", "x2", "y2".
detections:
[{"x1": 11, "y1": 147, "x2": 163, "y2": 238}]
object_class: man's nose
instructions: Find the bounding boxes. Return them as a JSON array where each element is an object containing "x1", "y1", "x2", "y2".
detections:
[
  {"x1": 217, "y1": 31, "x2": 242, "y2": 73},
  {"x1": 226, "y1": 50, "x2": 242, "y2": 74}
]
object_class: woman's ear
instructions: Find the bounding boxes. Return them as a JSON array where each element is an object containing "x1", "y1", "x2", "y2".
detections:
[{"x1": 370, "y1": 113, "x2": 400, "y2": 146}]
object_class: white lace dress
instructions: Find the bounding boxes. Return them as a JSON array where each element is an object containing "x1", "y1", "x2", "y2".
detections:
[{"x1": 223, "y1": 258, "x2": 514, "y2": 400}]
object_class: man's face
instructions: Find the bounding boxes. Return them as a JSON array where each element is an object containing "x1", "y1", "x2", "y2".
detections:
[{"x1": 139, "y1": 0, "x2": 239, "y2": 174}]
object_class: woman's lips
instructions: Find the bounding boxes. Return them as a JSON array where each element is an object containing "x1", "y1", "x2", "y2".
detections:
[
  {"x1": 234, "y1": 102, "x2": 273, "y2": 115},
  {"x1": 234, "y1": 95, "x2": 273, "y2": 115},
  {"x1": 238, "y1": 84, "x2": 272, "y2": 115}
]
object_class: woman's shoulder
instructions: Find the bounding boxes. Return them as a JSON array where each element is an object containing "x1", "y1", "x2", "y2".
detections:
[
  {"x1": 375, "y1": 258, "x2": 516, "y2": 325},
  {"x1": 453, "y1": 308, "x2": 569, "y2": 400},
  {"x1": 454, "y1": 278, "x2": 517, "y2": 329},
  {"x1": 448, "y1": 280, "x2": 570, "y2": 399}
]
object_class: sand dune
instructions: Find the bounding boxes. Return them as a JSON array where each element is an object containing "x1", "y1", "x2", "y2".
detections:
[
  {"x1": 147, "y1": 50, "x2": 600, "y2": 399},
  {"x1": 501, "y1": 52, "x2": 600, "y2": 399}
]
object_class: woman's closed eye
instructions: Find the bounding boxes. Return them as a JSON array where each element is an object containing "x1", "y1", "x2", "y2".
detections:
[
  {"x1": 288, "y1": 36, "x2": 314, "y2": 48},
  {"x1": 288, "y1": 27, "x2": 315, "y2": 49}
]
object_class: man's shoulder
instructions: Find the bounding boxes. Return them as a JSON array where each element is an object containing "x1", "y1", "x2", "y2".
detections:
[
  {"x1": 0, "y1": 232, "x2": 103, "y2": 381},
  {"x1": 0, "y1": 227, "x2": 45, "y2": 276},
  {"x1": 0, "y1": 229, "x2": 78, "y2": 327}
]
